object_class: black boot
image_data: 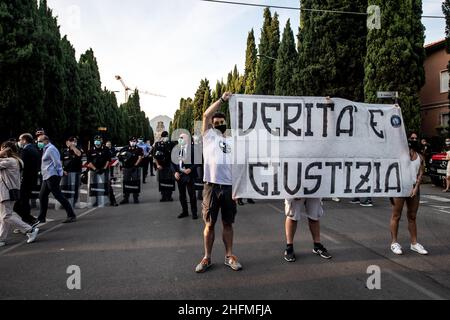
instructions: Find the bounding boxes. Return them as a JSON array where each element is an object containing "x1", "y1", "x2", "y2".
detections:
[{"x1": 120, "y1": 195, "x2": 130, "y2": 205}]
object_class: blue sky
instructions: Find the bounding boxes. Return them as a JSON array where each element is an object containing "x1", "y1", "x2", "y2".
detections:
[{"x1": 47, "y1": 0, "x2": 446, "y2": 121}]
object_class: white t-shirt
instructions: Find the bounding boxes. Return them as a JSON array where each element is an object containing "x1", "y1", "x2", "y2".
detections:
[{"x1": 203, "y1": 129, "x2": 233, "y2": 185}]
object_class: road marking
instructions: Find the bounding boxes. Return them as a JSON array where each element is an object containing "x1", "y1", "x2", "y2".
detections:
[
  {"x1": 0, "y1": 208, "x2": 97, "y2": 257},
  {"x1": 266, "y1": 203, "x2": 340, "y2": 244},
  {"x1": 320, "y1": 233, "x2": 341, "y2": 244},
  {"x1": 0, "y1": 192, "x2": 123, "y2": 257},
  {"x1": 422, "y1": 195, "x2": 450, "y2": 203},
  {"x1": 384, "y1": 269, "x2": 445, "y2": 300}
]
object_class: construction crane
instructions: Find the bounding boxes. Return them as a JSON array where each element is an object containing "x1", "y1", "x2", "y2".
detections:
[{"x1": 115, "y1": 75, "x2": 166, "y2": 103}]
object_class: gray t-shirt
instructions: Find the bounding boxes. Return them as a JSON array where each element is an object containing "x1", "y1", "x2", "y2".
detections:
[{"x1": 203, "y1": 129, "x2": 233, "y2": 185}]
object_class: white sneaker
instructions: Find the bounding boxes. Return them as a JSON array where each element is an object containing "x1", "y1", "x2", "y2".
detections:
[
  {"x1": 391, "y1": 242, "x2": 403, "y2": 255},
  {"x1": 332, "y1": 198, "x2": 341, "y2": 202},
  {"x1": 0, "y1": 241, "x2": 6, "y2": 247},
  {"x1": 26, "y1": 228, "x2": 39, "y2": 244},
  {"x1": 411, "y1": 243, "x2": 428, "y2": 255}
]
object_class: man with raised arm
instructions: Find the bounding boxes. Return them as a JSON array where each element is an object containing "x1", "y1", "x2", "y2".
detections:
[{"x1": 195, "y1": 92, "x2": 242, "y2": 273}]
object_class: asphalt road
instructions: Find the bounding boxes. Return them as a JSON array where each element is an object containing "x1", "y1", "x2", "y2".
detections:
[{"x1": 0, "y1": 177, "x2": 449, "y2": 300}]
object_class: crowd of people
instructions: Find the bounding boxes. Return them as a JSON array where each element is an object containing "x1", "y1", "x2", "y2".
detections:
[{"x1": 0, "y1": 93, "x2": 440, "y2": 272}]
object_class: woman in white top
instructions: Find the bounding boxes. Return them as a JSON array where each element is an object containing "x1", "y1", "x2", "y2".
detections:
[
  {"x1": 443, "y1": 139, "x2": 450, "y2": 192},
  {"x1": 0, "y1": 141, "x2": 39, "y2": 247},
  {"x1": 390, "y1": 139, "x2": 428, "y2": 255}
]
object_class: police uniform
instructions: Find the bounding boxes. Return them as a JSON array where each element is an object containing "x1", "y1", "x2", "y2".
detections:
[
  {"x1": 118, "y1": 146, "x2": 144, "y2": 203},
  {"x1": 86, "y1": 146, "x2": 115, "y2": 206},
  {"x1": 153, "y1": 140, "x2": 175, "y2": 201},
  {"x1": 61, "y1": 146, "x2": 83, "y2": 207}
]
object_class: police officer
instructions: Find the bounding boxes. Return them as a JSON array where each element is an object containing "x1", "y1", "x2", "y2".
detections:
[
  {"x1": 153, "y1": 131, "x2": 175, "y2": 202},
  {"x1": 86, "y1": 136, "x2": 118, "y2": 207},
  {"x1": 118, "y1": 137, "x2": 144, "y2": 204},
  {"x1": 61, "y1": 137, "x2": 83, "y2": 208},
  {"x1": 137, "y1": 137, "x2": 151, "y2": 184},
  {"x1": 146, "y1": 139, "x2": 155, "y2": 177},
  {"x1": 105, "y1": 141, "x2": 117, "y2": 180}
]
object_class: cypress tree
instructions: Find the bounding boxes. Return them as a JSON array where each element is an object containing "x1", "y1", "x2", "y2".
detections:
[
  {"x1": 256, "y1": 8, "x2": 274, "y2": 95},
  {"x1": 201, "y1": 88, "x2": 212, "y2": 114},
  {"x1": 0, "y1": 0, "x2": 45, "y2": 141},
  {"x1": 78, "y1": 49, "x2": 103, "y2": 143},
  {"x1": 297, "y1": 0, "x2": 367, "y2": 100},
  {"x1": 193, "y1": 79, "x2": 211, "y2": 121},
  {"x1": 365, "y1": 0, "x2": 425, "y2": 132},
  {"x1": 275, "y1": 19, "x2": 297, "y2": 96},
  {"x1": 60, "y1": 36, "x2": 81, "y2": 138},
  {"x1": 38, "y1": 0, "x2": 68, "y2": 141},
  {"x1": 244, "y1": 29, "x2": 258, "y2": 94}
]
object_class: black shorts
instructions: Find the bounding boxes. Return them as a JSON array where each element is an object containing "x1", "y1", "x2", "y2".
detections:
[{"x1": 202, "y1": 183, "x2": 237, "y2": 225}]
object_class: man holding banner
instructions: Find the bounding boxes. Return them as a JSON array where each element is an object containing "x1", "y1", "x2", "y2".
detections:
[
  {"x1": 284, "y1": 199, "x2": 331, "y2": 262},
  {"x1": 195, "y1": 92, "x2": 243, "y2": 274},
  {"x1": 229, "y1": 94, "x2": 416, "y2": 261}
]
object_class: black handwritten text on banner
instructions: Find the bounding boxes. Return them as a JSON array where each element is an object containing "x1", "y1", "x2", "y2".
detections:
[{"x1": 229, "y1": 95, "x2": 415, "y2": 199}]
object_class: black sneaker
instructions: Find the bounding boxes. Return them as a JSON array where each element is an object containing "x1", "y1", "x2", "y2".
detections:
[
  {"x1": 178, "y1": 213, "x2": 189, "y2": 219},
  {"x1": 237, "y1": 199, "x2": 245, "y2": 206},
  {"x1": 31, "y1": 220, "x2": 41, "y2": 229},
  {"x1": 62, "y1": 217, "x2": 77, "y2": 224},
  {"x1": 313, "y1": 244, "x2": 332, "y2": 259},
  {"x1": 284, "y1": 249, "x2": 296, "y2": 262},
  {"x1": 360, "y1": 200, "x2": 373, "y2": 207},
  {"x1": 247, "y1": 199, "x2": 255, "y2": 204}
]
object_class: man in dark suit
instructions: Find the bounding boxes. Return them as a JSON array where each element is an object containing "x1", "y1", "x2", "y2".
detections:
[
  {"x1": 172, "y1": 133, "x2": 198, "y2": 220},
  {"x1": 14, "y1": 133, "x2": 41, "y2": 225}
]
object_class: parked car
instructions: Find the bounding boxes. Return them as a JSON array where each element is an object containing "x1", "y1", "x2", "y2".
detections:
[{"x1": 429, "y1": 152, "x2": 448, "y2": 187}]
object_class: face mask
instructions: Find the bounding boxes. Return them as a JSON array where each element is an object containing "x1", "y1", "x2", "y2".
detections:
[
  {"x1": 94, "y1": 141, "x2": 101, "y2": 147},
  {"x1": 130, "y1": 142, "x2": 137, "y2": 147},
  {"x1": 138, "y1": 140, "x2": 143, "y2": 144},
  {"x1": 408, "y1": 140, "x2": 420, "y2": 152},
  {"x1": 214, "y1": 125, "x2": 227, "y2": 134},
  {"x1": 37, "y1": 142, "x2": 45, "y2": 150},
  {"x1": 163, "y1": 137, "x2": 169, "y2": 142},
  {"x1": 17, "y1": 142, "x2": 24, "y2": 149},
  {"x1": 178, "y1": 138, "x2": 186, "y2": 146}
]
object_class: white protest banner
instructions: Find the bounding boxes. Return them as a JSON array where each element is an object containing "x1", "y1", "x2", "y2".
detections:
[{"x1": 229, "y1": 95, "x2": 415, "y2": 199}]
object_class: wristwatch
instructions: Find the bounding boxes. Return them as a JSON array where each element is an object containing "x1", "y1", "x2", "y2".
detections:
[{"x1": 220, "y1": 97, "x2": 226, "y2": 103}]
